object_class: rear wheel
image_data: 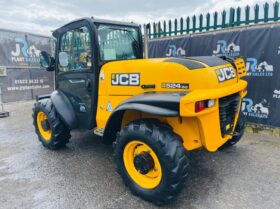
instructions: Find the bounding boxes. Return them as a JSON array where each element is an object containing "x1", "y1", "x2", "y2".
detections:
[
  {"x1": 114, "y1": 119, "x2": 189, "y2": 204},
  {"x1": 220, "y1": 112, "x2": 246, "y2": 149},
  {"x1": 32, "y1": 99, "x2": 70, "y2": 150}
]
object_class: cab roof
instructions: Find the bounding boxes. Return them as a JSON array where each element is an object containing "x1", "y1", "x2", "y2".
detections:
[
  {"x1": 53, "y1": 17, "x2": 140, "y2": 36},
  {"x1": 91, "y1": 17, "x2": 140, "y2": 27}
]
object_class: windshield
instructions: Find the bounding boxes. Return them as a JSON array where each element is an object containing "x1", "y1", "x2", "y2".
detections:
[{"x1": 97, "y1": 24, "x2": 141, "y2": 61}]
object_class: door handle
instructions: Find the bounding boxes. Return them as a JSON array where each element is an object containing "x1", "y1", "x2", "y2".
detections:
[
  {"x1": 86, "y1": 79, "x2": 92, "y2": 92},
  {"x1": 141, "y1": 84, "x2": 156, "y2": 89}
]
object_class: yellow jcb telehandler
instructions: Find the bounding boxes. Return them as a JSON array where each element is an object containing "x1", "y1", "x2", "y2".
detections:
[{"x1": 34, "y1": 18, "x2": 247, "y2": 204}]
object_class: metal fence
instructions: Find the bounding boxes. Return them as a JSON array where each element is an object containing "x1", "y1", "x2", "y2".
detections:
[
  {"x1": 148, "y1": 22, "x2": 280, "y2": 128},
  {"x1": 145, "y1": 1, "x2": 280, "y2": 39}
]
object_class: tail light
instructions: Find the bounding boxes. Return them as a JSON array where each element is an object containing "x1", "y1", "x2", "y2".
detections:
[
  {"x1": 195, "y1": 99, "x2": 215, "y2": 112},
  {"x1": 195, "y1": 101, "x2": 206, "y2": 112},
  {"x1": 242, "y1": 86, "x2": 247, "y2": 93}
]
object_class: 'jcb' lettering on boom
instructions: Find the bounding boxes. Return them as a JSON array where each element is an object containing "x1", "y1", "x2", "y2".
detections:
[{"x1": 111, "y1": 73, "x2": 140, "y2": 86}]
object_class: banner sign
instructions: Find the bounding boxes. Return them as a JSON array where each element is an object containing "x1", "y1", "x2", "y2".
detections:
[
  {"x1": 148, "y1": 25, "x2": 280, "y2": 127},
  {"x1": 0, "y1": 29, "x2": 53, "y2": 102},
  {"x1": 0, "y1": 68, "x2": 54, "y2": 102},
  {"x1": 0, "y1": 29, "x2": 51, "y2": 67}
]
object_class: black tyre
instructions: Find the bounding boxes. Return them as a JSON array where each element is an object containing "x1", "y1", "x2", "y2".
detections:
[
  {"x1": 220, "y1": 112, "x2": 246, "y2": 149},
  {"x1": 32, "y1": 98, "x2": 70, "y2": 150},
  {"x1": 114, "y1": 119, "x2": 189, "y2": 205}
]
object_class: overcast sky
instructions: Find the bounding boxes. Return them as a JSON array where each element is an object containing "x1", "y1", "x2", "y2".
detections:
[{"x1": 0, "y1": 0, "x2": 274, "y2": 35}]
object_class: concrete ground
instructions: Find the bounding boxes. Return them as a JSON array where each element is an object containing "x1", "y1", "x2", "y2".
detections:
[{"x1": 0, "y1": 101, "x2": 280, "y2": 209}]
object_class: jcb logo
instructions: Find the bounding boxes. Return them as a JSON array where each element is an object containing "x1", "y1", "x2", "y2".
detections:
[
  {"x1": 111, "y1": 73, "x2": 140, "y2": 86},
  {"x1": 215, "y1": 67, "x2": 236, "y2": 82}
]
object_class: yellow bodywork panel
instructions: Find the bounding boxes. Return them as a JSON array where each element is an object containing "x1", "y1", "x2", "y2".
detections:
[
  {"x1": 96, "y1": 57, "x2": 247, "y2": 152},
  {"x1": 119, "y1": 110, "x2": 202, "y2": 151},
  {"x1": 98, "y1": 58, "x2": 238, "y2": 96}
]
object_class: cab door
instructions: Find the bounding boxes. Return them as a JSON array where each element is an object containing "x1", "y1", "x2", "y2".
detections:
[{"x1": 55, "y1": 21, "x2": 97, "y2": 129}]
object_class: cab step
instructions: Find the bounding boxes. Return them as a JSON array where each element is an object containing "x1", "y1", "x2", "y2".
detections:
[{"x1": 93, "y1": 128, "x2": 104, "y2": 136}]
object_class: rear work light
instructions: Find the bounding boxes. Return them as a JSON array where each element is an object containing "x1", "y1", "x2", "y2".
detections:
[{"x1": 195, "y1": 99, "x2": 215, "y2": 112}]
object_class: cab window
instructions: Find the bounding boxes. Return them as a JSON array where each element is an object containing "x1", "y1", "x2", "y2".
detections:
[
  {"x1": 58, "y1": 26, "x2": 92, "y2": 73},
  {"x1": 97, "y1": 24, "x2": 141, "y2": 61}
]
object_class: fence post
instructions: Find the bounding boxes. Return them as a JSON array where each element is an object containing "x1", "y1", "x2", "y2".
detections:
[
  {"x1": 274, "y1": 1, "x2": 279, "y2": 21},
  {"x1": 264, "y1": 2, "x2": 269, "y2": 22},
  {"x1": 192, "y1": 15, "x2": 196, "y2": 33},
  {"x1": 222, "y1": 10, "x2": 227, "y2": 28},
  {"x1": 174, "y1": 18, "x2": 178, "y2": 35},
  {"x1": 206, "y1": 13, "x2": 210, "y2": 31},
  {"x1": 163, "y1": 21, "x2": 167, "y2": 37},
  {"x1": 199, "y1": 14, "x2": 203, "y2": 32},
  {"x1": 237, "y1": 7, "x2": 241, "y2": 26},
  {"x1": 229, "y1": 8, "x2": 235, "y2": 27},
  {"x1": 152, "y1": 22, "x2": 156, "y2": 38},
  {"x1": 186, "y1": 17, "x2": 190, "y2": 34},
  {"x1": 245, "y1": 5, "x2": 250, "y2": 25},
  {"x1": 213, "y1": 12, "x2": 218, "y2": 29},
  {"x1": 148, "y1": 23, "x2": 151, "y2": 39},
  {"x1": 158, "y1": 22, "x2": 162, "y2": 37},
  {"x1": 168, "y1": 19, "x2": 172, "y2": 36},
  {"x1": 255, "y1": 4, "x2": 259, "y2": 23},
  {"x1": 180, "y1": 17, "x2": 184, "y2": 34}
]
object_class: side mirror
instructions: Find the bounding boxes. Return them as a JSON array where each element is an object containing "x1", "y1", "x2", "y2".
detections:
[{"x1": 39, "y1": 51, "x2": 54, "y2": 71}]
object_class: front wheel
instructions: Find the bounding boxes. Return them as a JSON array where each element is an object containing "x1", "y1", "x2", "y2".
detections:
[
  {"x1": 32, "y1": 99, "x2": 71, "y2": 150},
  {"x1": 114, "y1": 119, "x2": 189, "y2": 205}
]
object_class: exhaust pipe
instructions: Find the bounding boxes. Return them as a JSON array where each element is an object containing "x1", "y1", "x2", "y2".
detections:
[{"x1": 143, "y1": 24, "x2": 150, "y2": 59}]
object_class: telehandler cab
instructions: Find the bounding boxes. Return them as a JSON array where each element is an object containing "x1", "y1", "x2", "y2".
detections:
[{"x1": 34, "y1": 17, "x2": 247, "y2": 204}]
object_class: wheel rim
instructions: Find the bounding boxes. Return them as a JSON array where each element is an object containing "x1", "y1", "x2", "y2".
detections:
[
  {"x1": 123, "y1": 140, "x2": 162, "y2": 189},
  {"x1": 36, "y1": 111, "x2": 52, "y2": 141}
]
